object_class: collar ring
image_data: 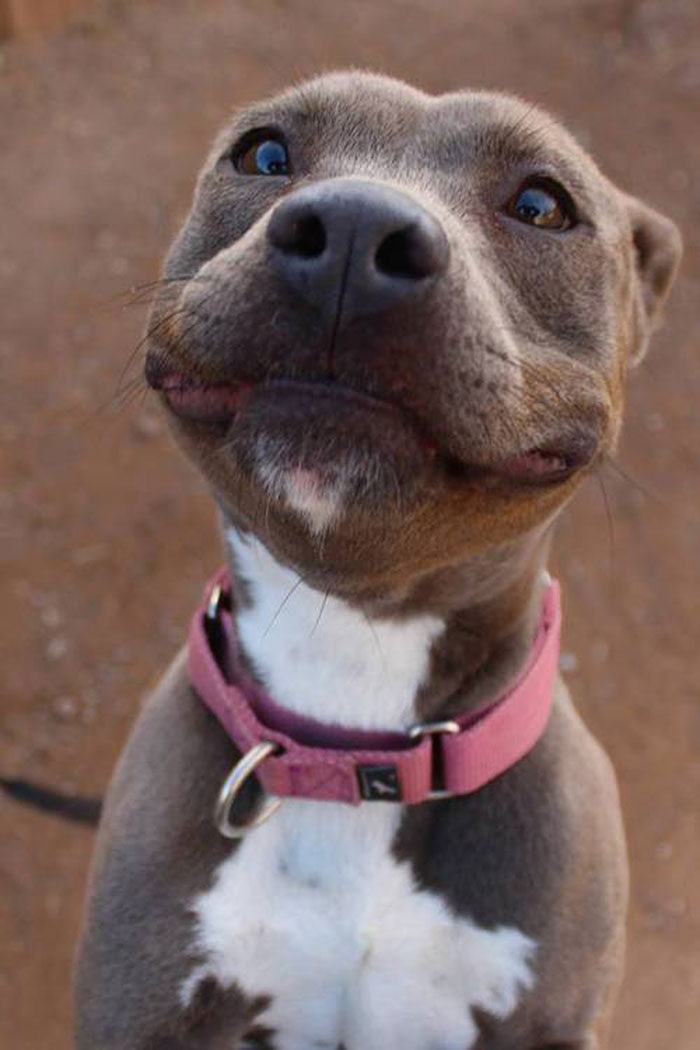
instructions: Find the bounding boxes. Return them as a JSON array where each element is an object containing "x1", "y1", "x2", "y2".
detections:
[{"x1": 214, "y1": 740, "x2": 283, "y2": 839}]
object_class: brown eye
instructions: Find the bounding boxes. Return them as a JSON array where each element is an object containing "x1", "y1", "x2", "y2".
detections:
[
  {"x1": 506, "y1": 179, "x2": 575, "y2": 230},
  {"x1": 234, "y1": 132, "x2": 291, "y2": 177}
]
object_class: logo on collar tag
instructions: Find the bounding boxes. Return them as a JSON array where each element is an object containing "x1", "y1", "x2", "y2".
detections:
[{"x1": 357, "y1": 763, "x2": 402, "y2": 802}]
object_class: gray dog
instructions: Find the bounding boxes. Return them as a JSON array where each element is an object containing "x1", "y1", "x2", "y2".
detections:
[{"x1": 75, "y1": 72, "x2": 681, "y2": 1049}]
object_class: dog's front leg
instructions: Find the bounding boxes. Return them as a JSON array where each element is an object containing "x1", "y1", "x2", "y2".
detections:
[{"x1": 74, "y1": 655, "x2": 268, "y2": 1050}]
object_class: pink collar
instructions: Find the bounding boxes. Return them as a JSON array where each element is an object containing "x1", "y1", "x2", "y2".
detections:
[{"x1": 188, "y1": 571, "x2": 561, "y2": 832}]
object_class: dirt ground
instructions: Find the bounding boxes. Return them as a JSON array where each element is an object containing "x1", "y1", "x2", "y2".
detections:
[{"x1": 1, "y1": 0, "x2": 698, "y2": 1046}]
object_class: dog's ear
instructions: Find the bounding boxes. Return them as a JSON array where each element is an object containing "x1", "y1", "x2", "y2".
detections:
[{"x1": 623, "y1": 194, "x2": 682, "y2": 363}]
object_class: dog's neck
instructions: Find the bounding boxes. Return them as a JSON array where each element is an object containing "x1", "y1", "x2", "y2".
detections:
[{"x1": 224, "y1": 525, "x2": 553, "y2": 733}]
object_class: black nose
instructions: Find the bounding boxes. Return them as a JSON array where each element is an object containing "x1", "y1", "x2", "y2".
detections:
[{"x1": 267, "y1": 178, "x2": 449, "y2": 323}]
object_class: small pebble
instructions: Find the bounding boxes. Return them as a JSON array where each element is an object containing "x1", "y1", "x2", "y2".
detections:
[
  {"x1": 41, "y1": 606, "x2": 63, "y2": 629},
  {"x1": 52, "y1": 696, "x2": 78, "y2": 721},
  {"x1": 46, "y1": 637, "x2": 69, "y2": 661}
]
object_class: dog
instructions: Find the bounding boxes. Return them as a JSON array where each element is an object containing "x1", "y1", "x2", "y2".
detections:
[{"x1": 74, "y1": 72, "x2": 681, "y2": 1050}]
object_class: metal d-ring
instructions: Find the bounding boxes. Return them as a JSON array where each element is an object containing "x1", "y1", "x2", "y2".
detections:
[
  {"x1": 407, "y1": 719, "x2": 460, "y2": 740},
  {"x1": 206, "y1": 582, "x2": 225, "y2": 622},
  {"x1": 407, "y1": 719, "x2": 460, "y2": 801},
  {"x1": 214, "y1": 741, "x2": 283, "y2": 839}
]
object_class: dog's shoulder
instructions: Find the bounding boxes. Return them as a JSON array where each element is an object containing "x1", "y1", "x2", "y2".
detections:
[
  {"x1": 89, "y1": 649, "x2": 235, "y2": 856},
  {"x1": 75, "y1": 652, "x2": 249, "y2": 1049}
]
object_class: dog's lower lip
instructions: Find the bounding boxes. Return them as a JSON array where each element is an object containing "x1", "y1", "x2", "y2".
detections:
[
  {"x1": 152, "y1": 372, "x2": 434, "y2": 445},
  {"x1": 494, "y1": 449, "x2": 574, "y2": 483},
  {"x1": 152, "y1": 372, "x2": 252, "y2": 423}
]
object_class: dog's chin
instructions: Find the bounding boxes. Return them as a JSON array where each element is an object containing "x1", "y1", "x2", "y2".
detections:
[{"x1": 217, "y1": 381, "x2": 434, "y2": 534}]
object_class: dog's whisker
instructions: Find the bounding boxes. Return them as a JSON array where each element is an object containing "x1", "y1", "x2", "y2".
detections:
[
  {"x1": 592, "y1": 465, "x2": 617, "y2": 574},
  {"x1": 603, "y1": 456, "x2": 658, "y2": 503},
  {"x1": 97, "y1": 275, "x2": 197, "y2": 313},
  {"x1": 93, "y1": 374, "x2": 150, "y2": 420},
  {"x1": 310, "y1": 589, "x2": 331, "y2": 638},
  {"x1": 262, "y1": 573, "x2": 307, "y2": 639},
  {"x1": 361, "y1": 607, "x2": 389, "y2": 679}
]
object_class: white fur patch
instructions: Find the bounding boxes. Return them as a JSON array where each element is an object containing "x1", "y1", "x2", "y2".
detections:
[
  {"x1": 257, "y1": 458, "x2": 348, "y2": 536},
  {"x1": 187, "y1": 803, "x2": 535, "y2": 1050},
  {"x1": 251, "y1": 434, "x2": 364, "y2": 536},
  {"x1": 183, "y1": 532, "x2": 536, "y2": 1047},
  {"x1": 227, "y1": 530, "x2": 444, "y2": 730},
  {"x1": 249, "y1": 431, "x2": 399, "y2": 537},
  {"x1": 282, "y1": 468, "x2": 345, "y2": 535}
]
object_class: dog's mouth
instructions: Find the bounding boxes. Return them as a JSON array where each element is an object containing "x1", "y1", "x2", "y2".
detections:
[
  {"x1": 148, "y1": 366, "x2": 592, "y2": 488},
  {"x1": 156, "y1": 374, "x2": 254, "y2": 424}
]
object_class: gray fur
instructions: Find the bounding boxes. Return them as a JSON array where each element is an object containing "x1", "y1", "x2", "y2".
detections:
[{"x1": 76, "y1": 72, "x2": 681, "y2": 1049}]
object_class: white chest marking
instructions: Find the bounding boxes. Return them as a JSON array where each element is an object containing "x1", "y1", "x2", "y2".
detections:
[
  {"x1": 227, "y1": 530, "x2": 445, "y2": 731},
  {"x1": 182, "y1": 532, "x2": 536, "y2": 1049}
]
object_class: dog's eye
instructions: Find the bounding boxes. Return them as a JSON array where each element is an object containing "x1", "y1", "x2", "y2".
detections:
[
  {"x1": 506, "y1": 179, "x2": 575, "y2": 230},
  {"x1": 234, "y1": 132, "x2": 291, "y2": 177}
]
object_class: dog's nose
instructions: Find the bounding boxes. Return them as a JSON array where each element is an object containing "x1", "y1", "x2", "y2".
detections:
[{"x1": 267, "y1": 179, "x2": 449, "y2": 322}]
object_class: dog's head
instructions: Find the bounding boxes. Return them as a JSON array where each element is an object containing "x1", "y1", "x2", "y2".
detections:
[{"x1": 145, "y1": 72, "x2": 680, "y2": 599}]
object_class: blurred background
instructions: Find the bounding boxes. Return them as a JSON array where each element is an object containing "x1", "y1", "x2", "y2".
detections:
[{"x1": 1, "y1": 1, "x2": 698, "y2": 1047}]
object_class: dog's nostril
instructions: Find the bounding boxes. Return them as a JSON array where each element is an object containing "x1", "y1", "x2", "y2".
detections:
[
  {"x1": 291, "y1": 215, "x2": 327, "y2": 258},
  {"x1": 273, "y1": 213, "x2": 327, "y2": 259},
  {"x1": 375, "y1": 225, "x2": 444, "y2": 281}
]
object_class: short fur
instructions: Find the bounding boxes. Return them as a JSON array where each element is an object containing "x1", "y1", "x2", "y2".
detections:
[{"x1": 75, "y1": 72, "x2": 681, "y2": 1049}]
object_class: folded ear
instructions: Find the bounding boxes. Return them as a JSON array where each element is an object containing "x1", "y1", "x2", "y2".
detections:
[{"x1": 623, "y1": 194, "x2": 682, "y2": 363}]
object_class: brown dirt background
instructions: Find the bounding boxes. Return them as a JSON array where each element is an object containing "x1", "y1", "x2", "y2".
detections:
[{"x1": 1, "y1": 0, "x2": 698, "y2": 1046}]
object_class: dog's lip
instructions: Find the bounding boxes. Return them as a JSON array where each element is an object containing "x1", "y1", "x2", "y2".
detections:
[
  {"x1": 488, "y1": 448, "x2": 586, "y2": 484},
  {"x1": 451, "y1": 438, "x2": 595, "y2": 486},
  {"x1": 149, "y1": 367, "x2": 592, "y2": 485},
  {"x1": 264, "y1": 376, "x2": 420, "y2": 425},
  {"x1": 149, "y1": 367, "x2": 436, "y2": 444},
  {"x1": 154, "y1": 373, "x2": 253, "y2": 423}
]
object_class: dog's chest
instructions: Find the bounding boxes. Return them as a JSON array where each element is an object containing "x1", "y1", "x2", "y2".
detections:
[
  {"x1": 181, "y1": 533, "x2": 536, "y2": 1048},
  {"x1": 185, "y1": 803, "x2": 535, "y2": 1050}
]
